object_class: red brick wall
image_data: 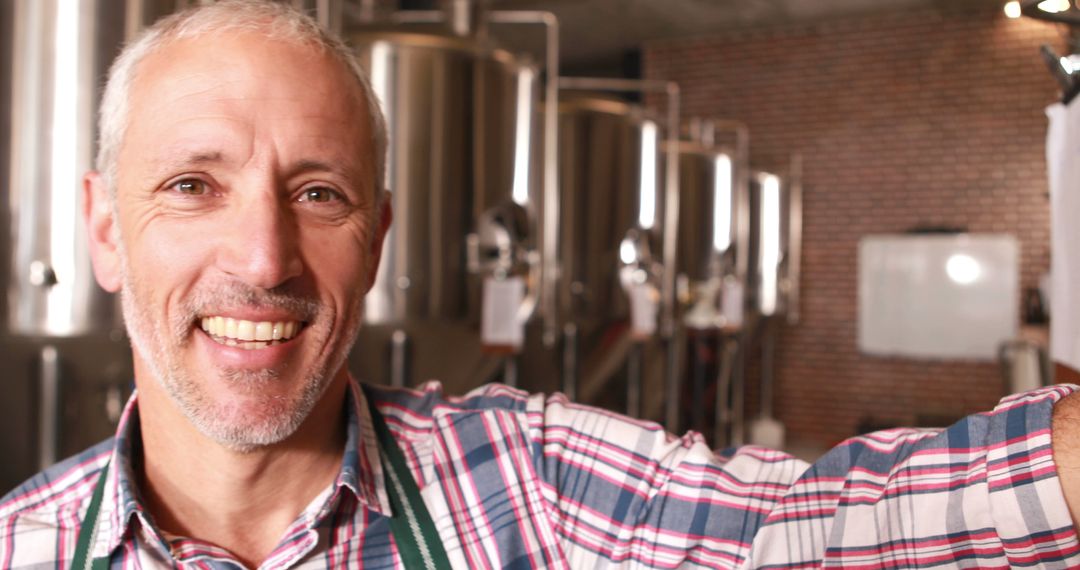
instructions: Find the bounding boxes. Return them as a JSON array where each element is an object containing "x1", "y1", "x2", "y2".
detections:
[{"x1": 644, "y1": 7, "x2": 1064, "y2": 448}]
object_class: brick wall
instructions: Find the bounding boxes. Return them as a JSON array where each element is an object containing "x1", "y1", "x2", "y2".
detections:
[{"x1": 644, "y1": 6, "x2": 1065, "y2": 448}]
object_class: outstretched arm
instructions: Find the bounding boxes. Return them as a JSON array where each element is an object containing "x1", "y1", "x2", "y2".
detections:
[{"x1": 1054, "y1": 390, "x2": 1080, "y2": 531}]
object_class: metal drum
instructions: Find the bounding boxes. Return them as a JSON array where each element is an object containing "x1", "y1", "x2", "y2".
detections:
[{"x1": 349, "y1": 29, "x2": 542, "y2": 392}]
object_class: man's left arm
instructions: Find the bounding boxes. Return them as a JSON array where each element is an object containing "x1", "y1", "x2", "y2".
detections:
[
  {"x1": 1053, "y1": 389, "x2": 1080, "y2": 531},
  {"x1": 748, "y1": 384, "x2": 1080, "y2": 568}
]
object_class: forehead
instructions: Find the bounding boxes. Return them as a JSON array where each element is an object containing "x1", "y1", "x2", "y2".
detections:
[{"x1": 120, "y1": 31, "x2": 372, "y2": 171}]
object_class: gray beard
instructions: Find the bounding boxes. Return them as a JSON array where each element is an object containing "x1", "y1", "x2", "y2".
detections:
[{"x1": 118, "y1": 265, "x2": 358, "y2": 453}]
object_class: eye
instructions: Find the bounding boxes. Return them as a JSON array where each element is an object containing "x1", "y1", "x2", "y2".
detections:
[
  {"x1": 297, "y1": 186, "x2": 342, "y2": 204},
  {"x1": 168, "y1": 178, "x2": 209, "y2": 196}
]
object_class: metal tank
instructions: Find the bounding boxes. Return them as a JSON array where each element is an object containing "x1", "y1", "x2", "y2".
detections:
[
  {"x1": 346, "y1": 2, "x2": 557, "y2": 394},
  {"x1": 669, "y1": 120, "x2": 753, "y2": 445},
  {"x1": 0, "y1": 0, "x2": 199, "y2": 490},
  {"x1": 544, "y1": 90, "x2": 676, "y2": 420},
  {"x1": 744, "y1": 159, "x2": 804, "y2": 448}
]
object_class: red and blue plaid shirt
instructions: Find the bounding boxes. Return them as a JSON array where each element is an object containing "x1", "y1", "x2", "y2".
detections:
[{"x1": 2, "y1": 381, "x2": 1078, "y2": 568}]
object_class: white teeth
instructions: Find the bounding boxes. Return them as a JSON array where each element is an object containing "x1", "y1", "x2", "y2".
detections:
[
  {"x1": 255, "y1": 321, "x2": 273, "y2": 341},
  {"x1": 198, "y1": 316, "x2": 303, "y2": 348},
  {"x1": 236, "y1": 320, "x2": 254, "y2": 341}
]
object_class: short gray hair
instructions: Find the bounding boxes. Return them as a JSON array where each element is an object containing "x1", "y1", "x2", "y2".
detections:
[{"x1": 96, "y1": 0, "x2": 388, "y2": 203}]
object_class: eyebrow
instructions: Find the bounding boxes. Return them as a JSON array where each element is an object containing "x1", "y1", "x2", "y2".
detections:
[
  {"x1": 154, "y1": 150, "x2": 228, "y2": 174},
  {"x1": 291, "y1": 158, "x2": 367, "y2": 190}
]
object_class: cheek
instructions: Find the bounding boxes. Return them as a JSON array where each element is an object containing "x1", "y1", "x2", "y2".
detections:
[
  {"x1": 121, "y1": 218, "x2": 213, "y2": 311},
  {"x1": 298, "y1": 226, "x2": 370, "y2": 295}
]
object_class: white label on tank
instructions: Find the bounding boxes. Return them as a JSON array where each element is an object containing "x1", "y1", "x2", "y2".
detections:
[
  {"x1": 482, "y1": 276, "x2": 525, "y2": 349},
  {"x1": 722, "y1": 280, "x2": 745, "y2": 328},
  {"x1": 628, "y1": 283, "x2": 659, "y2": 337}
]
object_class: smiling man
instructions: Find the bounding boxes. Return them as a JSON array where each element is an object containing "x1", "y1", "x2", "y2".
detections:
[{"x1": 4, "y1": 1, "x2": 1080, "y2": 569}]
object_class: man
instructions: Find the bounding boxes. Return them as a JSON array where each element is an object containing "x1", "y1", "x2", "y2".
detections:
[{"x1": 2, "y1": 1, "x2": 1080, "y2": 568}]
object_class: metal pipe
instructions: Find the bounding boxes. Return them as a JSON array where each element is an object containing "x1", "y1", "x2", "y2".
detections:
[
  {"x1": 387, "y1": 10, "x2": 442, "y2": 24},
  {"x1": 690, "y1": 334, "x2": 708, "y2": 431},
  {"x1": 38, "y1": 345, "x2": 60, "y2": 470},
  {"x1": 713, "y1": 336, "x2": 737, "y2": 447},
  {"x1": 664, "y1": 331, "x2": 682, "y2": 432},
  {"x1": 730, "y1": 329, "x2": 746, "y2": 446},
  {"x1": 760, "y1": 318, "x2": 776, "y2": 418},
  {"x1": 485, "y1": 10, "x2": 561, "y2": 348},
  {"x1": 561, "y1": 322, "x2": 579, "y2": 400},
  {"x1": 503, "y1": 355, "x2": 519, "y2": 388},
  {"x1": 437, "y1": 0, "x2": 485, "y2": 38},
  {"x1": 389, "y1": 329, "x2": 409, "y2": 387},
  {"x1": 626, "y1": 343, "x2": 643, "y2": 418},
  {"x1": 356, "y1": 0, "x2": 378, "y2": 23},
  {"x1": 290, "y1": 0, "x2": 343, "y2": 34}
]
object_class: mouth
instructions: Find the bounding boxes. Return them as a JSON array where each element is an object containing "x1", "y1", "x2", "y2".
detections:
[{"x1": 198, "y1": 316, "x2": 305, "y2": 350}]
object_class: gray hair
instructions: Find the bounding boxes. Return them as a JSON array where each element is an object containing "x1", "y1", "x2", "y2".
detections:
[{"x1": 96, "y1": 0, "x2": 388, "y2": 205}]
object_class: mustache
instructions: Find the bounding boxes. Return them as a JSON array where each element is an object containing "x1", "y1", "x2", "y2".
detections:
[{"x1": 181, "y1": 282, "x2": 322, "y2": 322}]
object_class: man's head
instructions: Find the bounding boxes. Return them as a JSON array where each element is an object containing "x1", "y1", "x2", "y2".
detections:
[{"x1": 83, "y1": 0, "x2": 391, "y2": 452}]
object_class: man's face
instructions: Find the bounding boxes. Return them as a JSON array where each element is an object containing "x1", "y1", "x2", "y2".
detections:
[{"x1": 88, "y1": 33, "x2": 386, "y2": 450}]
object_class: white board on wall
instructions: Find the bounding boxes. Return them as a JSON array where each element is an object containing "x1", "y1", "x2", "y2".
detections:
[{"x1": 858, "y1": 234, "x2": 1019, "y2": 360}]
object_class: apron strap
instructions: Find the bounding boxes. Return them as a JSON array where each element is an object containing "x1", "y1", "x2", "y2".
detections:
[
  {"x1": 72, "y1": 462, "x2": 111, "y2": 570},
  {"x1": 363, "y1": 387, "x2": 453, "y2": 570},
  {"x1": 74, "y1": 389, "x2": 453, "y2": 570}
]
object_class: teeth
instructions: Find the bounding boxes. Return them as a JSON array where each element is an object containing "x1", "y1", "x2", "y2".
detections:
[
  {"x1": 255, "y1": 321, "x2": 273, "y2": 341},
  {"x1": 199, "y1": 316, "x2": 303, "y2": 347}
]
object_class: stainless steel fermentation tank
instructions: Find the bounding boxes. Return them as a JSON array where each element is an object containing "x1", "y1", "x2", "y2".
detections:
[
  {"x1": 347, "y1": 4, "x2": 559, "y2": 394},
  {"x1": 669, "y1": 121, "x2": 753, "y2": 445},
  {"x1": 744, "y1": 159, "x2": 803, "y2": 448},
  {"x1": 0, "y1": 0, "x2": 199, "y2": 491},
  {"x1": 546, "y1": 79, "x2": 681, "y2": 424}
]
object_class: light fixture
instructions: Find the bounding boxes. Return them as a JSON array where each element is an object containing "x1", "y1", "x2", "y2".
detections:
[
  {"x1": 1038, "y1": 0, "x2": 1071, "y2": 13},
  {"x1": 1004, "y1": 1, "x2": 1022, "y2": 18},
  {"x1": 946, "y1": 254, "x2": 982, "y2": 285}
]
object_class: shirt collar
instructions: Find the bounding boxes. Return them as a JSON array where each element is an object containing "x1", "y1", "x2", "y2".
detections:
[{"x1": 91, "y1": 378, "x2": 393, "y2": 560}]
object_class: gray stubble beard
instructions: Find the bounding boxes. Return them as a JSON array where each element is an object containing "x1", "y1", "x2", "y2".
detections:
[{"x1": 118, "y1": 261, "x2": 363, "y2": 454}]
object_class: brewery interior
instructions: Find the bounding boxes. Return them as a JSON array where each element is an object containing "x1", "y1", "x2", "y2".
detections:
[{"x1": 2, "y1": 0, "x2": 1078, "y2": 491}]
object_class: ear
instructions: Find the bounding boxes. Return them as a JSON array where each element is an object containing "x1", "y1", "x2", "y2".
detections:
[
  {"x1": 363, "y1": 190, "x2": 392, "y2": 293},
  {"x1": 83, "y1": 171, "x2": 123, "y2": 292}
]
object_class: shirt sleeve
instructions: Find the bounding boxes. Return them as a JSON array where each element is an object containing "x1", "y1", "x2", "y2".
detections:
[
  {"x1": 531, "y1": 385, "x2": 1080, "y2": 569},
  {"x1": 529, "y1": 392, "x2": 810, "y2": 568},
  {"x1": 747, "y1": 384, "x2": 1080, "y2": 568}
]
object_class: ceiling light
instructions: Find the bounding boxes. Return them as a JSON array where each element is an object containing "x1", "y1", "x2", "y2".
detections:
[
  {"x1": 1004, "y1": 1, "x2": 1022, "y2": 18},
  {"x1": 1038, "y1": 0, "x2": 1071, "y2": 13}
]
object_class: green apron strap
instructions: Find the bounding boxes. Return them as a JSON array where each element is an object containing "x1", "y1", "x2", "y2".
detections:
[
  {"x1": 72, "y1": 462, "x2": 112, "y2": 570},
  {"x1": 76, "y1": 390, "x2": 453, "y2": 570},
  {"x1": 363, "y1": 387, "x2": 453, "y2": 570}
]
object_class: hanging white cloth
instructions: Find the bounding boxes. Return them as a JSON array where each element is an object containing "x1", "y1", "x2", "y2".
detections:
[{"x1": 1047, "y1": 99, "x2": 1080, "y2": 372}]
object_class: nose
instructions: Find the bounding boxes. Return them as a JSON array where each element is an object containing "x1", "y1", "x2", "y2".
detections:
[{"x1": 216, "y1": 191, "x2": 303, "y2": 289}]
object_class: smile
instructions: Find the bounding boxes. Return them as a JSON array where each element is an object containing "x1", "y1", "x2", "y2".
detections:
[{"x1": 199, "y1": 317, "x2": 304, "y2": 350}]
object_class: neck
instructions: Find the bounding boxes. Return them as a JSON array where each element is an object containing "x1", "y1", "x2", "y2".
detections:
[{"x1": 135, "y1": 368, "x2": 349, "y2": 568}]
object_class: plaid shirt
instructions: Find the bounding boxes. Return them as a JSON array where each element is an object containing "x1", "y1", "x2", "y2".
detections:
[{"x1": 2, "y1": 381, "x2": 1078, "y2": 569}]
